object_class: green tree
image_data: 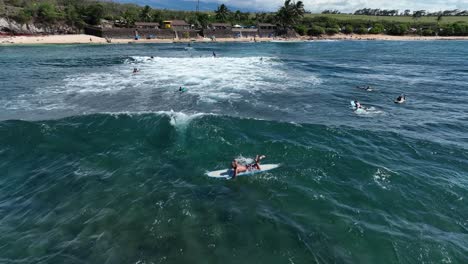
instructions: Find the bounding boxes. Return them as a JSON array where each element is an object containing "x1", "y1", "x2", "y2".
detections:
[
  {"x1": 121, "y1": 6, "x2": 139, "y2": 26},
  {"x1": 276, "y1": 0, "x2": 305, "y2": 29},
  {"x1": 412, "y1": 10, "x2": 425, "y2": 21},
  {"x1": 437, "y1": 14, "x2": 443, "y2": 25},
  {"x1": 421, "y1": 28, "x2": 434, "y2": 36},
  {"x1": 294, "y1": 25, "x2": 307, "y2": 35},
  {"x1": 196, "y1": 13, "x2": 210, "y2": 28},
  {"x1": 369, "y1": 23, "x2": 384, "y2": 34},
  {"x1": 343, "y1": 25, "x2": 353, "y2": 34},
  {"x1": 14, "y1": 8, "x2": 33, "y2": 25},
  {"x1": 325, "y1": 27, "x2": 339, "y2": 35},
  {"x1": 84, "y1": 3, "x2": 104, "y2": 25},
  {"x1": 233, "y1": 10, "x2": 241, "y2": 22},
  {"x1": 37, "y1": 2, "x2": 61, "y2": 24},
  {"x1": 387, "y1": 24, "x2": 408, "y2": 35},
  {"x1": 140, "y1": 5, "x2": 152, "y2": 22},
  {"x1": 64, "y1": 4, "x2": 84, "y2": 29},
  {"x1": 215, "y1": 4, "x2": 230, "y2": 22},
  {"x1": 307, "y1": 25, "x2": 325, "y2": 36},
  {"x1": 354, "y1": 27, "x2": 368, "y2": 34}
]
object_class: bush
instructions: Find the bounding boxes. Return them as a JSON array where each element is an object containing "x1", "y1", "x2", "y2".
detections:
[
  {"x1": 387, "y1": 24, "x2": 408, "y2": 35},
  {"x1": 453, "y1": 23, "x2": 468, "y2": 36},
  {"x1": 13, "y1": 9, "x2": 33, "y2": 24},
  {"x1": 84, "y1": 4, "x2": 104, "y2": 25},
  {"x1": 354, "y1": 27, "x2": 368, "y2": 34},
  {"x1": 369, "y1": 23, "x2": 384, "y2": 34},
  {"x1": 343, "y1": 25, "x2": 353, "y2": 34},
  {"x1": 307, "y1": 25, "x2": 325, "y2": 36},
  {"x1": 325, "y1": 27, "x2": 340, "y2": 35},
  {"x1": 37, "y1": 3, "x2": 61, "y2": 24},
  {"x1": 295, "y1": 25, "x2": 307, "y2": 36},
  {"x1": 421, "y1": 29, "x2": 434, "y2": 36}
]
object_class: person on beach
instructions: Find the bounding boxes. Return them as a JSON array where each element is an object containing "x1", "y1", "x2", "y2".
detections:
[{"x1": 231, "y1": 155, "x2": 266, "y2": 179}]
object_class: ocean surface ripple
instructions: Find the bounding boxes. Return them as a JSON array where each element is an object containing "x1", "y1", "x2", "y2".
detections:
[{"x1": 0, "y1": 42, "x2": 467, "y2": 263}]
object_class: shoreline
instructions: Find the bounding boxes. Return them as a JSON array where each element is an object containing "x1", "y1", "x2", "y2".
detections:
[{"x1": 1, "y1": 33, "x2": 468, "y2": 45}]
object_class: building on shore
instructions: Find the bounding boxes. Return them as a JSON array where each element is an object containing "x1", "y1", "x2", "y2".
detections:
[
  {"x1": 135, "y1": 22, "x2": 160, "y2": 29},
  {"x1": 258, "y1": 23, "x2": 278, "y2": 38},
  {"x1": 232, "y1": 28, "x2": 258, "y2": 38},
  {"x1": 162, "y1": 20, "x2": 191, "y2": 30},
  {"x1": 85, "y1": 20, "x2": 197, "y2": 40},
  {"x1": 208, "y1": 23, "x2": 232, "y2": 30},
  {"x1": 84, "y1": 21, "x2": 286, "y2": 40}
]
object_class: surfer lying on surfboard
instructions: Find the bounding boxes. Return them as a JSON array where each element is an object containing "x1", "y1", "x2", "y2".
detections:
[{"x1": 231, "y1": 155, "x2": 266, "y2": 179}]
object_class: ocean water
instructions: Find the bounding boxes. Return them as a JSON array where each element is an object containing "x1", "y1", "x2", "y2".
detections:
[{"x1": 0, "y1": 41, "x2": 467, "y2": 263}]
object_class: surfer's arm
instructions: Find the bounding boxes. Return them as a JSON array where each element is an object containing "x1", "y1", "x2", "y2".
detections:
[{"x1": 232, "y1": 168, "x2": 237, "y2": 179}]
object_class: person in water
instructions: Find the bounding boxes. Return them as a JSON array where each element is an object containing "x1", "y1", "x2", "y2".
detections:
[
  {"x1": 354, "y1": 100, "x2": 362, "y2": 109},
  {"x1": 212, "y1": 51, "x2": 217, "y2": 58},
  {"x1": 231, "y1": 155, "x2": 266, "y2": 179},
  {"x1": 133, "y1": 68, "x2": 139, "y2": 73},
  {"x1": 395, "y1": 94, "x2": 406, "y2": 103}
]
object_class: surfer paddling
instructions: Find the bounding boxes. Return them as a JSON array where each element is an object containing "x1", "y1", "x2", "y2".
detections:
[{"x1": 231, "y1": 155, "x2": 266, "y2": 179}]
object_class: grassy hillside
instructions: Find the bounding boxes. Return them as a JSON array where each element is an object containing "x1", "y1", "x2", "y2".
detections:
[{"x1": 306, "y1": 14, "x2": 468, "y2": 24}]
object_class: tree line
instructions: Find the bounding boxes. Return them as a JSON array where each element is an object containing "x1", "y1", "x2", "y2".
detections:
[
  {"x1": 353, "y1": 8, "x2": 468, "y2": 17},
  {"x1": 1, "y1": 0, "x2": 468, "y2": 37},
  {"x1": 299, "y1": 17, "x2": 468, "y2": 37}
]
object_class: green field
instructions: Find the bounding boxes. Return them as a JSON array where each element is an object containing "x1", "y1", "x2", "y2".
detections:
[{"x1": 305, "y1": 14, "x2": 468, "y2": 24}]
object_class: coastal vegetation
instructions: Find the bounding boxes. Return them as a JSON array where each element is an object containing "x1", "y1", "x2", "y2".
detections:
[{"x1": 1, "y1": 0, "x2": 468, "y2": 36}]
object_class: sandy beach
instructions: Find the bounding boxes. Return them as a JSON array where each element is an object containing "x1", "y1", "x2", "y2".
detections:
[
  {"x1": 0, "y1": 34, "x2": 274, "y2": 45},
  {"x1": 1, "y1": 33, "x2": 468, "y2": 45},
  {"x1": 316, "y1": 33, "x2": 468, "y2": 41}
]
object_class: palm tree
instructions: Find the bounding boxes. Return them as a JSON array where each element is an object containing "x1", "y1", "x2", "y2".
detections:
[
  {"x1": 215, "y1": 4, "x2": 230, "y2": 22},
  {"x1": 437, "y1": 14, "x2": 443, "y2": 25},
  {"x1": 139, "y1": 5, "x2": 152, "y2": 22},
  {"x1": 276, "y1": 0, "x2": 305, "y2": 29},
  {"x1": 233, "y1": 10, "x2": 242, "y2": 23},
  {"x1": 412, "y1": 10, "x2": 425, "y2": 21}
]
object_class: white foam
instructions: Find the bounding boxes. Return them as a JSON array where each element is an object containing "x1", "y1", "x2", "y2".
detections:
[
  {"x1": 373, "y1": 167, "x2": 397, "y2": 189},
  {"x1": 117, "y1": 56, "x2": 320, "y2": 103},
  {"x1": 101, "y1": 110, "x2": 212, "y2": 130},
  {"x1": 7, "y1": 55, "x2": 321, "y2": 113}
]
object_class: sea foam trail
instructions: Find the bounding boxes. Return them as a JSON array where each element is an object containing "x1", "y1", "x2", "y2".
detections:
[{"x1": 6, "y1": 56, "x2": 320, "y2": 115}]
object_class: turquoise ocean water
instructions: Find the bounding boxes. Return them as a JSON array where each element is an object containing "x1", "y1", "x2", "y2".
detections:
[{"x1": 0, "y1": 41, "x2": 467, "y2": 263}]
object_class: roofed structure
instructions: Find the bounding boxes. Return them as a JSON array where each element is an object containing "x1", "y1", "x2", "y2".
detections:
[
  {"x1": 135, "y1": 22, "x2": 160, "y2": 29},
  {"x1": 163, "y1": 20, "x2": 191, "y2": 30},
  {"x1": 209, "y1": 23, "x2": 232, "y2": 29}
]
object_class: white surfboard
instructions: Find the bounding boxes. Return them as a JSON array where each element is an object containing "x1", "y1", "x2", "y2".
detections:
[{"x1": 206, "y1": 164, "x2": 280, "y2": 179}]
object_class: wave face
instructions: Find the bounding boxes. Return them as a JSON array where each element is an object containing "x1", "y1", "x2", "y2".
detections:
[
  {"x1": 0, "y1": 113, "x2": 467, "y2": 263},
  {"x1": 1, "y1": 42, "x2": 468, "y2": 263}
]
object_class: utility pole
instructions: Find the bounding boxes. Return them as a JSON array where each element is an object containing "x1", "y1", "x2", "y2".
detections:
[{"x1": 196, "y1": 0, "x2": 200, "y2": 13}]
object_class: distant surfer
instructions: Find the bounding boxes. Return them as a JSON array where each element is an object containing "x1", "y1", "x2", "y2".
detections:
[
  {"x1": 231, "y1": 155, "x2": 266, "y2": 179},
  {"x1": 356, "y1": 85, "x2": 373, "y2": 92},
  {"x1": 354, "y1": 100, "x2": 363, "y2": 109},
  {"x1": 212, "y1": 51, "x2": 217, "y2": 58},
  {"x1": 179, "y1": 86, "x2": 187, "y2": 92},
  {"x1": 133, "y1": 68, "x2": 139, "y2": 74},
  {"x1": 394, "y1": 94, "x2": 406, "y2": 104}
]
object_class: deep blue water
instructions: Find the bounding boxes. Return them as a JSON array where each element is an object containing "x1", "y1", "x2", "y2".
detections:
[{"x1": 0, "y1": 41, "x2": 467, "y2": 263}]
